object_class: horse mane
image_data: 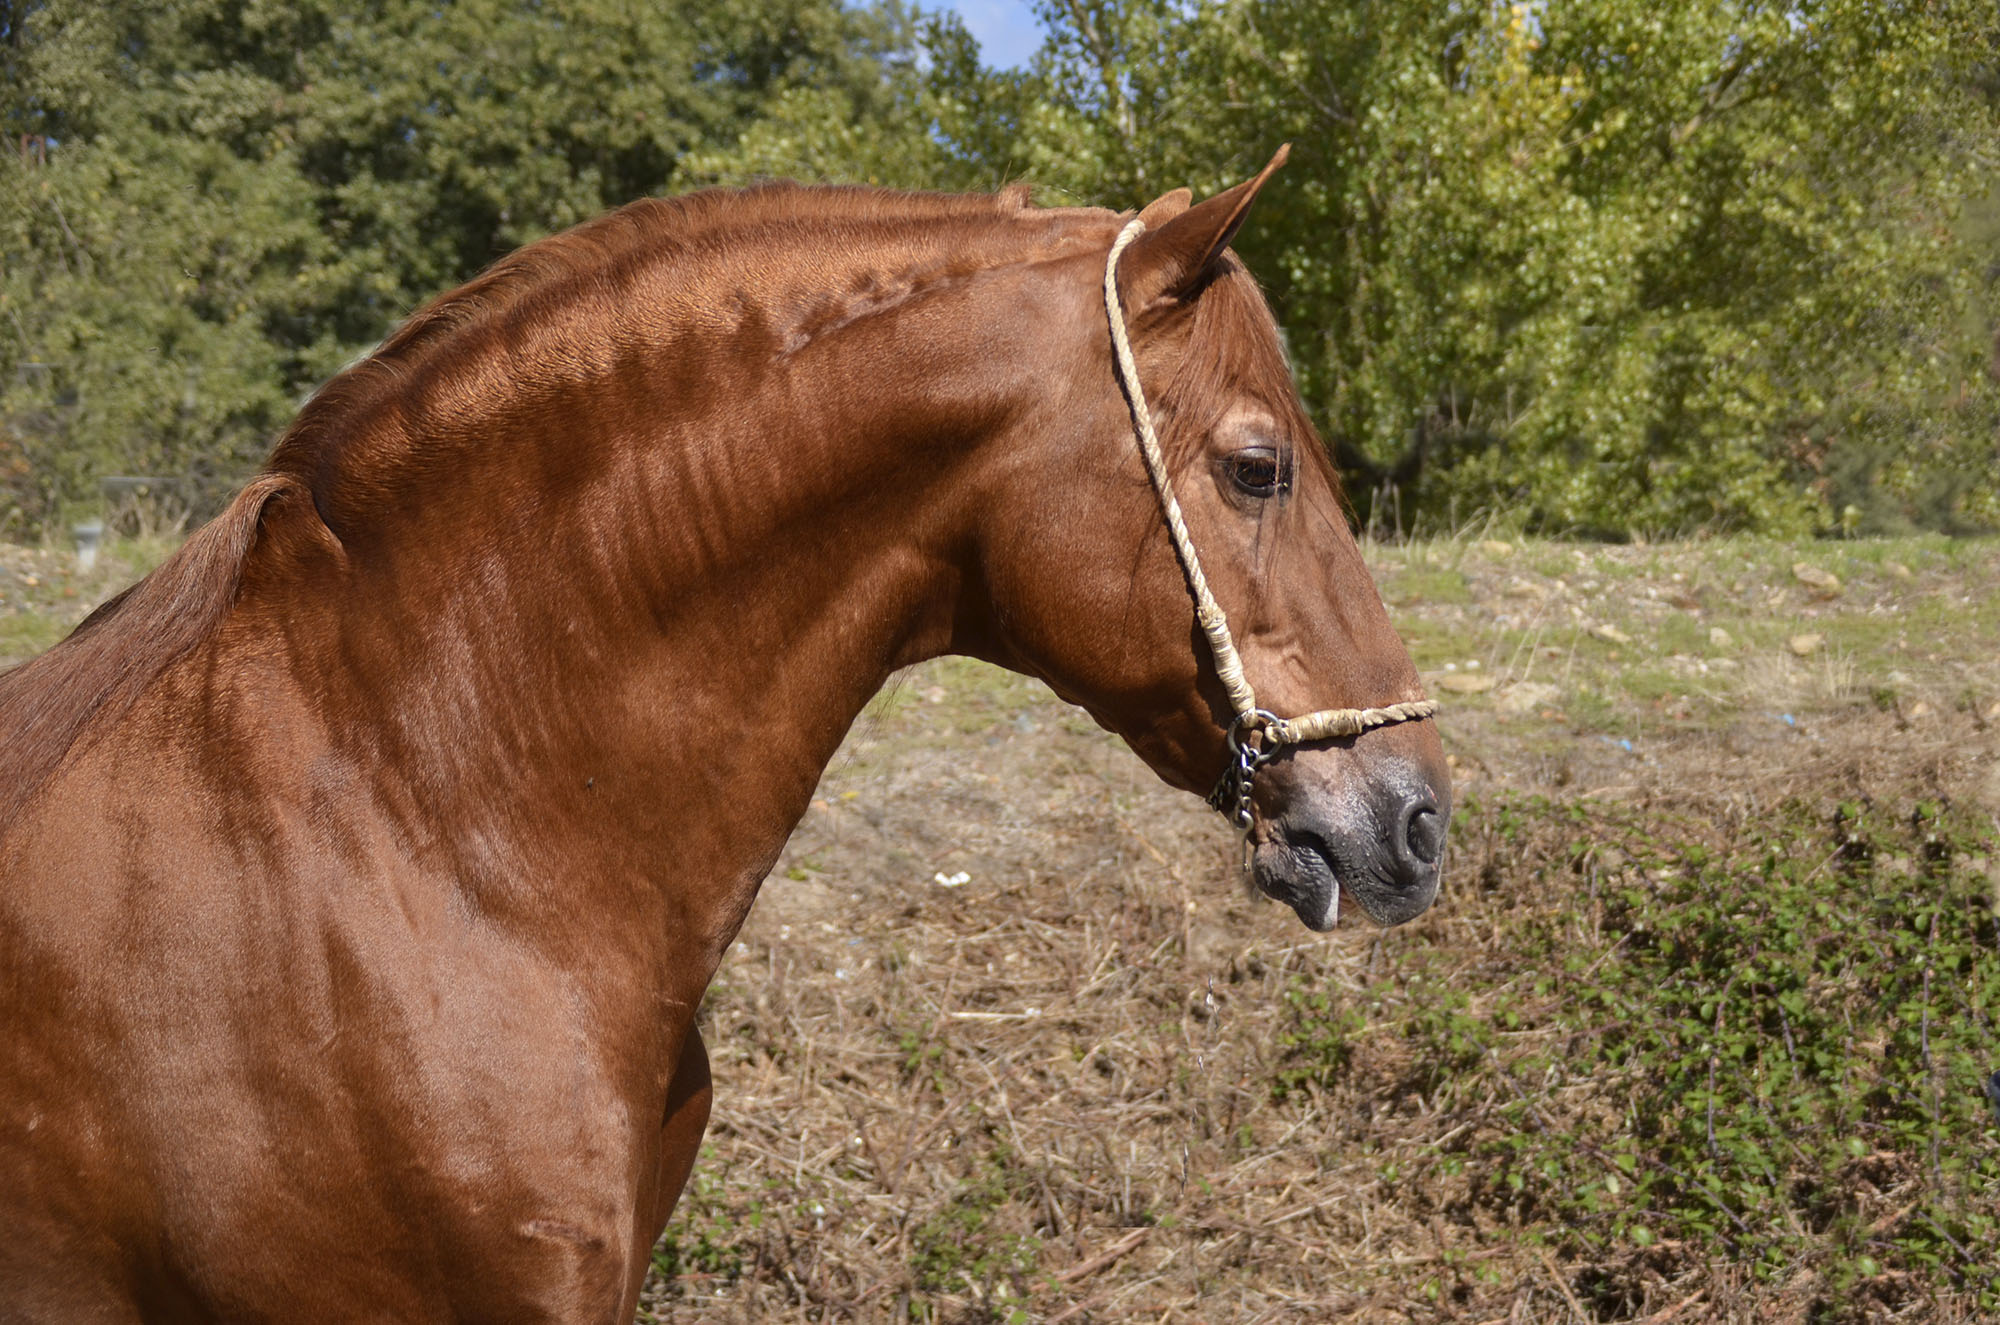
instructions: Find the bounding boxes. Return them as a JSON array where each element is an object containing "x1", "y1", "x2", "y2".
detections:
[
  {"x1": 0, "y1": 182, "x2": 1061, "y2": 833},
  {"x1": 266, "y1": 181, "x2": 1048, "y2": 496},
  {"x1": 361, "y1": 183, "x2": 1035, "y2": 370},
  {"x1": 0, "y1": 476, "x2": 306, "y2": 828}
]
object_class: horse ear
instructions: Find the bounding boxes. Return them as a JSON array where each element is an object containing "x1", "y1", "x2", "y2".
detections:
[
  {"x1": 1117, "y1": 144, "x2": 1289, "y2": 311},
  {"x1": 1136, "y1": 187, "x2": 1192, "y2": 227}
]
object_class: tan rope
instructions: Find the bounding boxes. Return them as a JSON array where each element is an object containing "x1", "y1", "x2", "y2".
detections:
[
  {"x1": 1103, "y1": 218, "x2": 1437, "y2": 751},
  {"x1": 1266, "y1": 701, "x2": 1437, "y2": 745},
  {"x1": 1104, "y1": 221, "x2": 1259, "y2": 719}
]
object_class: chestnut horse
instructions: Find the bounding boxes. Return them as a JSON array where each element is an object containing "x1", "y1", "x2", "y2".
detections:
[{"x1": 0, "y1": 154, "x2": 1447, "y2": 1320}]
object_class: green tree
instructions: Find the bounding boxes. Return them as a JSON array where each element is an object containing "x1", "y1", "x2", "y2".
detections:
[
  {"x1": 0, "y1": 0, "x2": 335, "y2": 525},
  {"x1": 1022, "y1": 0, "x2": 2000, "y2": 535},
  {"x1": 7, "y1": 0, "x2": 1997, "y2": 540},
  {"x1": 680, "y1": 8, "x2": 1052, "y2": 194}
]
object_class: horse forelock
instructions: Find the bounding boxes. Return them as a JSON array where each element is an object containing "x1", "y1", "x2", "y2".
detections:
[
  {"x1": 1157, "y1": 260, "x2": 1325, "y2": 477},
  {"x1": 1142, "y1": 257, "x2": 1359, "y2": 642}
]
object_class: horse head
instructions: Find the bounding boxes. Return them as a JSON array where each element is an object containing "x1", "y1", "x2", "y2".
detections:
[{"x1": 959, "y1": 150, "x2": 1450, "y2": 930}]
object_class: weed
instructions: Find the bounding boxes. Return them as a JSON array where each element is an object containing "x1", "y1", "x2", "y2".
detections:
[
  {"x1": 649, "y1": 1162, "x2": 755, "y2": 1296},
  {"x1": 906, "y1": 1148, "x2": 1042, "y2": 1317}
]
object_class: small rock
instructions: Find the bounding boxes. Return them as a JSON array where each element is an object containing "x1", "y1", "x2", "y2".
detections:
[
  {"x1": 1985, "y1": 700, "x2": 2000, "y2": 723},
  {"x1": 1791, "y1": 562, "x2": 1842, "y2": 595},
  {"x1": 1708, "y1": 626, "x2": 1734, "y2": 649},
  {"x1": 1788, "y1": 633, "x2": 1823, "y2": 657},
  {"x1": 1883, "y1": 561, "x2": 1913, "y2": 581},
  {"x1": 1590, "y1": 623, "x2": 1634, "y2": 647},
  {"x1": 1437, "y1": 672, "x2": 1497, "y2": 695},
  {"x1": 1478, "y1": 539, "x2": 1513, "y2": 558},
  {"x1": 1495, "y1": 681, "x2": 1562, "y2": 716},
  {"x1": 1907, "y1": 700, "x2": 1935, "y2": 722},
  {"x1": 1503, "y1": 576, "x2": 1548, "y2": 600}
]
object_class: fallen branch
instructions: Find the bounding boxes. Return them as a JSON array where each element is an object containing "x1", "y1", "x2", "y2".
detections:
[{"x1": 1054, "y1": 1226, "x2": 1153, "y2": 1285}]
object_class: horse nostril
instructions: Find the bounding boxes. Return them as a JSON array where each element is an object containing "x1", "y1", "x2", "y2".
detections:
[{"x1": 1404, "y1": 802, "x2": 1446, "y2": 867}]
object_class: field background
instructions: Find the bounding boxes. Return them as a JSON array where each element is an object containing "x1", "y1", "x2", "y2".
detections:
[
  {"x1": 8, "y1": 530, "x2": 1996, "y2": 1324},
  {"x1": 8, "y1": 2, "x2": 1998, "y2": 1318}
]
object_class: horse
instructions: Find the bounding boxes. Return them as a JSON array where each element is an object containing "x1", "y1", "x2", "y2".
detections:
[{"x1": 0, "y1": 149, "x2": 1448, "y2": 1321}]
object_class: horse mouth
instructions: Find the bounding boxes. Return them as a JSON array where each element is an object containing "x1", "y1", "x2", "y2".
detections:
[
  {"x1": 1252, "y1": 829, "x2": 1438, "y2": 931},
  {"x1": 1250, "y1": 835, "x2": 1345, "y2": 931}
]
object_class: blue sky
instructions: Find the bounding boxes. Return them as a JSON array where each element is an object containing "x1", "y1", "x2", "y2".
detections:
[{"x1": 936, "y1": 0, "x2": 1044, "y2": 70}]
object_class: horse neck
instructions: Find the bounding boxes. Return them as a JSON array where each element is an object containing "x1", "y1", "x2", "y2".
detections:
[{"x1": 242, "y1": 267, "x2": 1043, "y2": 970}]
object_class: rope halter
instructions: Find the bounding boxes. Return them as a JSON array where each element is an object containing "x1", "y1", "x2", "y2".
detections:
[{"x1": 1102, "y1": 217, "x2": 1437, "y2": 832}]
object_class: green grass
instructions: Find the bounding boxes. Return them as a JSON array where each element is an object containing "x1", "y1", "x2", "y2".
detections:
[
  {"x1": 1403, "y1": 624, "x2": 1490, "y2": 673},
  {"x1": 0, "y1": 613, "x2": 67, "y2": 663},
  {"x1": 1368, "y1": 532, "x2": 2000, "y2": 737},
  {"x1": 1652, "y1": 613, "x2": 1710, "y2": 658},
  {"x1": 1383, "y1": 566, "x2": 1475, "y2": 607}
]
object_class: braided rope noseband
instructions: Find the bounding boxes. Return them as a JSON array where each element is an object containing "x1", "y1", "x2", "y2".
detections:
[{"x1": 1103, "y1": 218, "x2": 1437, "y2": 831}]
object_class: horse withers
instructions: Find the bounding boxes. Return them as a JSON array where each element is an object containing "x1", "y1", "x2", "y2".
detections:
[{"x1": 0, "y1": 151, "x2": 1447, "y2": 1320}]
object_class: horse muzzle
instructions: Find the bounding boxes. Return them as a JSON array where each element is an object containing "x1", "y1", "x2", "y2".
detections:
[{"x1": 1250, "y1": 762, "x2": 1448, "y2": 931}]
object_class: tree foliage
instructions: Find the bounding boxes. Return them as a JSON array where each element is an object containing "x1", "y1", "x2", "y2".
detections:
[
  {"x1": 1008, "y1": 0, "x2": 2000, "y2": 535},
  {"x1": 3, "y1": 0, "x2": 1996, "y2": 537}
]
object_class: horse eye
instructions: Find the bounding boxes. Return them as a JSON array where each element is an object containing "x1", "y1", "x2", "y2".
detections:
[{"x1": 1225, "y1": 448, "x2": 1284, "y2": 497}]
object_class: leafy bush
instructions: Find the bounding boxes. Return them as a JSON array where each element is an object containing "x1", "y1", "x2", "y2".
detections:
[{"x1": 1279, "y1": 793, "x2": 2000, "y2": 1316}]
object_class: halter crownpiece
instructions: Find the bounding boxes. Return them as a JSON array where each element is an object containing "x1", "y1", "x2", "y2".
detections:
[{"x1": 1102, "y1": 217, "x2": 1437, "y2": 831}]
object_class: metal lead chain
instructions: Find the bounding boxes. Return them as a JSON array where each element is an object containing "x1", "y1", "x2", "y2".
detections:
[{"x1": 1205, "y1": 709, "x2": 1282, "y2": 833}]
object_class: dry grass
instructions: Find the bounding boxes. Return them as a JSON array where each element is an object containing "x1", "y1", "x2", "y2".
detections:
[{"x1": 1736, "y1": 646, "x2": 1862, "y2": 713}]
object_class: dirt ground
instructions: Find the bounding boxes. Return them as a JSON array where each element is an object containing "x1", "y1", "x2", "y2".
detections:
[{"x1": 633, "y1": 537, "x2": 2000, "y2": 1324}]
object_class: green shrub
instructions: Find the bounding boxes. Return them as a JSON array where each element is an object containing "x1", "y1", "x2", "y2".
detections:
[{"x1": 1279, "y1": 793, "x2": 2000, "y2": 1313}]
